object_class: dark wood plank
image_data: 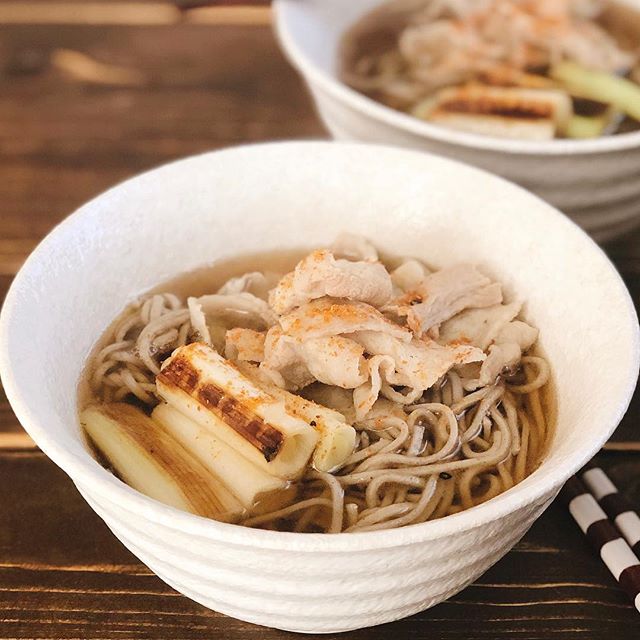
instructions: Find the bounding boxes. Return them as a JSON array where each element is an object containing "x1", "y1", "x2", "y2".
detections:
[
  {"x1": 0, "y1": 0, "x2": 271, "y2": 25},
  {"x1": 602, "y1": 235, "x2": 640, "y2": 446},
  {"x1": 0, "y1": 276, "x2": 31, "y2": 444},
  {"x1": 0, "y1": 450, "x2": 639, "y2": 639},
  {"x1": 0, "y1": 22, "x2": 324, "y2": 280}
]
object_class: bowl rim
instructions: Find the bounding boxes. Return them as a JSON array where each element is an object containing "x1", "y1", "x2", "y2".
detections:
[
  {"x1": 1, "y1": 140, "x2": 638, "y2": 552},
  {"x1": 273, "y1": 0, "x2": 640, "y2": 156}
]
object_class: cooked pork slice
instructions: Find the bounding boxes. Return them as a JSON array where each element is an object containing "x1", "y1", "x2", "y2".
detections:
[
  {"x1": 261, "y1": 327, "x2": 368, "y2": 391},
  {"x1": 438, "y1": 302, "x2": 522, "y2": 350},
  {"x1": 269, "y1": 250, "x2": 393, "y2": 314},
  {"x1": 478, "y1": 343, "x2": 523, "y2": 387},
  {"x1": 329, "y1": 232, "x2": 379, "y2": 262},
  {"x1": 195, "y1": 293, "x2": 278, "y2": 328},
  {"x1": 259, "y1": 327, "x2": 315, "y2": 390},
  {"x1": 187, "y1": 297, "x2": 211, "y2": 344},
  {"x1": 479, "y1": 320, "x2": 539, "y2": 386},
  {"x1": 187, "y1": 292, "x2": 278, "y2": 350},
  {"x1": 396, "y1": 264, "x2": 502, "y2": 336},
  {"x1": 294, "y1": 250, "x2": 393, "y2": 307},
  {"x1": 350, "y1": 330, "x2": 485, "y2": 391},
  {"x1": 298, "y1": 336, "x2": 368, "y2": 389},
  {"x1": 218, "y1": 271, "x2": 282, "y2": 300},
  {"x1": 390, "y1": 259, "x2": 430, "y2": 293},
  {"x1": 225, "y1": 328, "x2": 266, "y2": 363},
  {"x1": 494, "y1": 320, "x2": 539, "y2": 349},
  {"x1": 267, "y1": 271, "x2": 307, "y2": 316},
  {"x1": 280, "y1": 298, "x2": 412, "y2": 342},
  {"x1": 353, "y1": 355, "x2": 397, "y2": 420}
]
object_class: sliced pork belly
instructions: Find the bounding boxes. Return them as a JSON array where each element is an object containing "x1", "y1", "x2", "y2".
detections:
[
  {"x1": 390, "y1": 259, "x2": 430, "y2": 293},
  {"x1": 329, "y1": 232, "x2": 379, "y2": 262},
  {"x1": 218, "y1": 271, "x2": 281, "y2": 300},
  {"x1": 195, "y1": 293, "x2": 278, "y2": 328},
  {"x1": 268, "y1": 271, "x2": 304, "y2": 315},
  {"x1": 300, "y1": 335, "x2": 368, "y2": 389},
  {"x1": 260, "y1": 327, "x2": 316, "y2": 390},
  {"x1": 351, "y1": 330, "x2": 485, "y2": 391},
  {"x1": 350, "y1": 329, "x2": 485, "y2": 418},
  {"x1": 269, "y1": 250, "x2": 393, "y2": 314},
  {"x1": 479, "y1": 320, "x2": 539, "y2": 386},
  {"x1": 260, "y1": 327, "x2": 368, "y2": 391},
  {"x1": 224, "y1": 328, "x2": 266, "y2": 363},
  {"x1": 187, "y1": 297, "x2": 211, "y2": 344},
  {"x1": 495, "y1": 320, "x2": 539, "y2": 349},
  {"x1": 279, "y1": 298, "x2": 412, "y2": 342},
  {"x1": 478, "y1": 343, "x2": 522, "y2": 387},
  {"x1": 353, "y1": 355, "x2": 397, "y2": 420},
  {"x1": 396, "y1": 264, "x2": 502, "y2": 336},
  {"x1": 438, "y1": 301, "x2": 522, "y2": 350},
  {"x1": 187, "y1": 292, "x2": 276, "y2": 349}
]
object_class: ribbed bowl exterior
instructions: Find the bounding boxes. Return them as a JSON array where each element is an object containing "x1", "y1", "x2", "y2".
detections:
[
  {"x1": 79, "y1": 483, "x2": 554, "y2": 632},
  {"x1": 311, "y1": 89, "x2": 640, "y2": 243},
  {"x1": 2, "y1": 143, "x2": 638, "y2": 635}
]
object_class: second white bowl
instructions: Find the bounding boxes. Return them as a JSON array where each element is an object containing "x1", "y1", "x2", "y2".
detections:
[{"x1": 274, "y1": 0, "x2": 640, "y2": 242}]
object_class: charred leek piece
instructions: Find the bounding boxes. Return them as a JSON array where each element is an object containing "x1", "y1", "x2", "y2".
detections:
[
  {"x1": 238, "y1": 363, "x2": 357, "y2": 473},
  {"x1": 479, "y1": 66, "x2": 558, "y2": 90},
  {"x1": 279, "y1": 393, "x2": 356, "y2": 473},
  {"x1": 156, "y1": 343, "x2": 318, "y2": 479},
  {"x1": 551, "y1": 62, "x2": 640, "y2": 121},
  {"x1": 152, "y1": 403, "x2": 286, "y2": 509},
  {"x1": 81, "y1": 403, "x2": 243, "y2": 520},
  {"x1": 413, "y1": 84, "x2": 573, "y2": 140}
]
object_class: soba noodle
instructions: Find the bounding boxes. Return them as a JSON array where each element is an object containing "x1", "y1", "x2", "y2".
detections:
[{"x1": 83, "y1": 239, "x2": 553, "y2": 533}]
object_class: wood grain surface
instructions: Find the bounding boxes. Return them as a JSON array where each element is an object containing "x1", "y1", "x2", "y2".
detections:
[{"x1": 0, "y1": 2, "x2": 639, "y2": 638}]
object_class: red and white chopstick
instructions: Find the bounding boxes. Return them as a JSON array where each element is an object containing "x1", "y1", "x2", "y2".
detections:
[
  {"x1": 582, "y1": 466, "x2": 640, "y2": 557},
  {"x1": 560, "y1": 475, "x2": 640, "y2": 612}
]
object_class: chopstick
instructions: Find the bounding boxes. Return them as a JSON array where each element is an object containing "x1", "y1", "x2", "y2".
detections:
[
  {"x1": 582, "y1": 466, "x2": 640, "y2": 557},
  {"x1": 560, "y1": 475, "x2": 640, "y2": 612}
]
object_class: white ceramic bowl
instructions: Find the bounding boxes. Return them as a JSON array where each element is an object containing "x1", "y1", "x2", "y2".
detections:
[
  {"x1": 1, "y1": 142, "x2": 638, "y2": 633},
  {"x1": 274, "y1": 0, "x2": 640, "y2": 242}
]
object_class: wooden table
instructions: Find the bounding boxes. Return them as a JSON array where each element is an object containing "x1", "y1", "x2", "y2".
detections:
[{"x1": 1, "y1": 3, "x2": 639, "y2": 638}]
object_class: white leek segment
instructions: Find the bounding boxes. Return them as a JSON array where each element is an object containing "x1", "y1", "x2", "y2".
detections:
[
  {"x1": 288, "y1": 395, "x2": 357, "y2": 473},
  {"x1": 152, "y1": 402, "x2": 286, "y2": 509},
  {"x1": 156, "y1": 342, "x2": 318, "y2": 479},
  {"x1": 81, "y1": 403, "x2": 243, "y2": 521},
  {"x1": 413, "y1": 85, "x2": 573, "y2": 140},
  {"x1": 238, "y1": 363, "x2": 356, "y2": 473}
]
